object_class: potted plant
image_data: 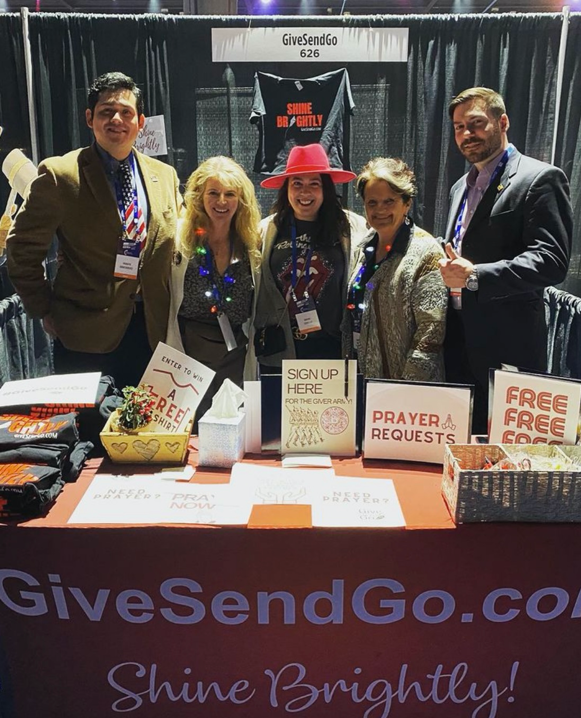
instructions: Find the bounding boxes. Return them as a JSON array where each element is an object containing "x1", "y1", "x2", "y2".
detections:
[{"x1": 111, "y1": 384, "x2": 155, "y2": 434}]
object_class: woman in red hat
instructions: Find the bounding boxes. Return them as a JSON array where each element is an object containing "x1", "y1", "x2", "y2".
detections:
[{"x1": 254, "y1": 143, "x2": 367, "y2": 369}]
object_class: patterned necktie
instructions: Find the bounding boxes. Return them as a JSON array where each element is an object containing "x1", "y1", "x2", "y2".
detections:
[{"x1": 118, "y1": 159, "x2": 146, "y2": 243}]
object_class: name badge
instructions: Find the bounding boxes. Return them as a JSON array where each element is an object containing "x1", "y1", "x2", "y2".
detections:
[
  {"x1": 114, "y1": 235, "x2": 140, "y2": 280},
  {"x1": 218, "y1": 312, "x2": 237, "y2": 352},
  {"x1": 353, "y1": 331, "x2": 360, "y2": 351},
  {"x1": 295, "y1": 295, "x2": 321, "y2": 334}
]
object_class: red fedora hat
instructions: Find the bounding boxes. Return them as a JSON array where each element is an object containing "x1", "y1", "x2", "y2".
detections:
[{"x1": 260, "y1": 143, "x2": 357, "y2": 189}]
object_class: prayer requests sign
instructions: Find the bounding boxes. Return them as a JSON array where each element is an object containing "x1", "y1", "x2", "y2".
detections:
[{"x1": 364, "y1": 381, "x2": 472, "y2": 464}]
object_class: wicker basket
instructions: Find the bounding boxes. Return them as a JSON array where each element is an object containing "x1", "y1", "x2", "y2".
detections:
[
  {"x1": 442, "y1": 443, "x2": 581, "y2": 523},
  {"x1": 557, "y1": 445, "x2": 581, "y2": 469}
]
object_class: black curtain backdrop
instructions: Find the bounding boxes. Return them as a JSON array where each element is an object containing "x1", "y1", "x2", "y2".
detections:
[
  {"x1": 0, "y1": 13, "x2": 29, "y2": 211},
  {"x1": 0, "y1": 13, "x2": 29, "y2": 301},
  {"x1": 555, "y1": 13, "x2": 581, "y2": 297},
  {"x1": 0, "y1": 11, "x2": 580, "y2": 293}
]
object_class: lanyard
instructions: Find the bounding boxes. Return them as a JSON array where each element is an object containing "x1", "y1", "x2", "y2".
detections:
[
  {"x1": 347, "y1": 236, "x2": 392, "y2": 310},
  {"x1": 291, "y1": 221, "x2": 313, "y2": 294},
  {"x1": 452, "y1": 146, "x2": 514, "y2": 251},
  {"x1": 114, "y1": 153, "x2": 140, "y2": 239},
  {"x1": 199, "y1": 240, "x2": 235, "y2": 313}
]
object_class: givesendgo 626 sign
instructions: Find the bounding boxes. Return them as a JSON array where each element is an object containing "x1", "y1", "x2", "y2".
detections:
[{"x1": 212, "y1": 28, "x2": 409, "y2": 63}]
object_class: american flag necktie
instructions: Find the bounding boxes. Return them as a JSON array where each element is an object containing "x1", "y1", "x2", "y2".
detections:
[{"x1": 118, "y1": 159, "x2": 146, "y2": 244}]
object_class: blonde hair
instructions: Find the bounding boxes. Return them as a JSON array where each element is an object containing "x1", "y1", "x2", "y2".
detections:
[
  {"x1": 357, "y1": 157, "x2": 417, "y2": 204},
  {"x1": 179, "y1": 156, "x2": 261, "y2": 270}
]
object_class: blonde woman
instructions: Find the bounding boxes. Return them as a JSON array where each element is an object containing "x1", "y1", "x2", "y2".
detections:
[{"x1": 167, "y1": 156, "x2": 261, "y2": 418}]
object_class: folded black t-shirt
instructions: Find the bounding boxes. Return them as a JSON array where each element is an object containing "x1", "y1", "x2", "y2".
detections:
[{"x1": 0, "y1": 413, "x2": 79, "y2": 449}]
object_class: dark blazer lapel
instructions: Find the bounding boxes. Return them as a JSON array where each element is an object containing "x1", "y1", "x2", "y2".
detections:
[
  {"x1": 80, "y1": 146, "x2": 122, "y2": 233},
  {"x1": 490, "y1": 149, "x2": 520, "y2": 212},
  {"x1": 135, "y1": 151, "x2": 161, "y2": 262},
  {"x1": 465, "y1": 148, "x2": 521, "y2": 234}
]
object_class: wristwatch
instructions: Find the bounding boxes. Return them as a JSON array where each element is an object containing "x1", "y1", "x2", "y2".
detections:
[{"x1": 465, "y1": 268, "x2": 479, "y2": 292}]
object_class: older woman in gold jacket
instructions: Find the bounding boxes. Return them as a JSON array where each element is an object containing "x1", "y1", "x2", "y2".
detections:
[{"x1": 343, "y1": 157, "x2": 447, "y2": 381}]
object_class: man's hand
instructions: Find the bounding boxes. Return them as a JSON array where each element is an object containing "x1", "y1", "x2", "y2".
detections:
[
  {"x1": 438, "y1": 243, "x2": 475, "y2": 288},
  {"x1": 42, "y1": 314, "x2": 57, "y2": 338}
]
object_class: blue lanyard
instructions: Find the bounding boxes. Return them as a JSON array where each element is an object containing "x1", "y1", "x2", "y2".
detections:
[
  {"x1": 200, "y1": 240, "x2": 235, "y2": 312},
  {"x1": 291, "y1": 221, "x2": 313, "y2": 294},
  {"x1": 452, "y1": 146, "x2": 513, "y2": 251},
  {"x1": 114, "y1": 153, "x2": 140, "y2": 238},
  {"x1": 347, "y1": 236, "x2": 391, "y2": 312}
]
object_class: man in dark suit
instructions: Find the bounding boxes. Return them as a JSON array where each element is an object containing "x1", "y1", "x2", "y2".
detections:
[
  {"x1": 439, "y1": 87, "x2": 572, "y2": 434},
  {"x1": 7, "y1": 72, "x2": 181, "y2": 388}
]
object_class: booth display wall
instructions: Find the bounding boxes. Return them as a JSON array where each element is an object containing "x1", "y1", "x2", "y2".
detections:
[{"x1": 0, "y1": 12, "x2": 580, "y2": 294}]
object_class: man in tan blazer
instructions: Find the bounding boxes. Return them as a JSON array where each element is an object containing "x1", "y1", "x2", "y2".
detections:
[{"x1": 7, "y1": 72, "x2": 181, "y2": 388}]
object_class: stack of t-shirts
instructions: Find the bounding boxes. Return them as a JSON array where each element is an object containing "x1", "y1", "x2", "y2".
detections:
[
  {"x1": 0, "y1": 412, "x2": 93, "y2": 517},
  {"x1": 0, "y1": 375, "x2": 122, "y2": 457}
]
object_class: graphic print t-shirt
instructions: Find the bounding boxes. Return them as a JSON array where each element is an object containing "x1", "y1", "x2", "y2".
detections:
[
  {"x1": 269, "y1": 219, "x2": 344, "y2": 358},
  {"x1": 251, "y1": 68, "x2": 355, "y2": 175}
]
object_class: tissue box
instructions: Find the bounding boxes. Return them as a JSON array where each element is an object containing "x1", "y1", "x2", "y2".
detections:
[{"x1": 198, "y1": 411, "x2": 246, "y2": 468}]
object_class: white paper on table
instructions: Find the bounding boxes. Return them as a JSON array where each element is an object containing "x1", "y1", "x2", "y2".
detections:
[
  {"x1": 282, "y1": 453, "x2": 332, "y2": 468},
  {"x1": 312, "y1": 476, "x2": 406, "y2": 528},
  {"x1": 68, "y1": 474, "x2": 252, "y2": 526},
  {"x1": 0, "y1": 372, "x2": 101, "y2": 407},
  {"x1": 153, "y1": 465, "x2": 196, "y2": 481},
  {"x1": 230, "y1": 462, "x2": 335, "y2": 505}
]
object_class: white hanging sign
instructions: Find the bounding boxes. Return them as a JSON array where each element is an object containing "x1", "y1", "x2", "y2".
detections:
[
  {"x1": 212, "y1": 27, "x2": 409, "y2": 63},
  {"x1": 135, "y1": 115, "x2": 168, "y2": 157}
]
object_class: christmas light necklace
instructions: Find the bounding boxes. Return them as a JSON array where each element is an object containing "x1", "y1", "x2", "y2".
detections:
[
  {"x1": 196, "y1": 241, "x2": 235, "y2": 314},
  {"x1": 346, "y1": 241, "x2": 392, "y2": 313}
]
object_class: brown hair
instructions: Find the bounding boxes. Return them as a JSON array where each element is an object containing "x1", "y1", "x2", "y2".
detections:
[
  {"x1": 272, "y1": 174, "x2": 350, "y2": 248},
  {"x1": 357, "y1": 157, "x2": 417, "y2": 205},
  {"x1": 448, "y1": 87, "x2": 506, "y2": 121}
]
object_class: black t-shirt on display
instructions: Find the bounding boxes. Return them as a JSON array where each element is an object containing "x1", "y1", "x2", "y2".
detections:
[{"x1": 251, "y1": 68, "x2": 355, "y2": 175}]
